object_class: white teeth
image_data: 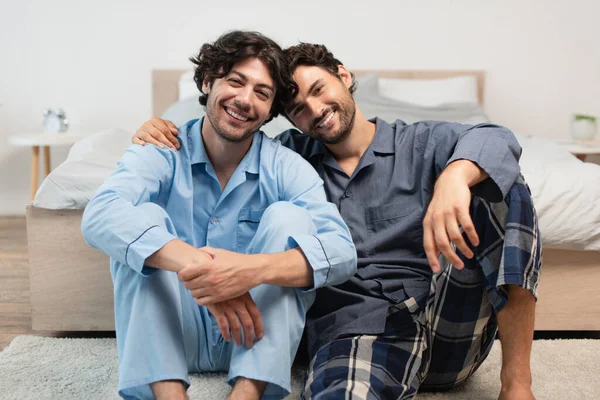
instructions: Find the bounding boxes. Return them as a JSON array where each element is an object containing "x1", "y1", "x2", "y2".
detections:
[
  {"x1": 318, "y1": 111, "x2": 335, "y2": 128},
  {"x1": 226, "y1": 108, "x2": 249, "y2": 121}
]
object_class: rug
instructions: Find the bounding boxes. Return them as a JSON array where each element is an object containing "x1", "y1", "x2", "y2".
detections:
[{"x1": 0, "y1": 336, "x2": 598, "y2": 399}]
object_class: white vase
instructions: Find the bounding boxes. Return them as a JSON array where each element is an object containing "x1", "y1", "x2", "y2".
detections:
[{"x1": 571, "y1": 119, "x2": 597, "y2": 141}]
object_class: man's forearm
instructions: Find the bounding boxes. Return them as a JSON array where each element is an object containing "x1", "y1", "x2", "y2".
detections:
[
  {"x1": 443, "y1": 159, "x2": 489, "y2": 188},
  {"x1": 253, "y1": 248, "x2": 314, "y2": 288},
  {"x1": 146, "y1": 239, "x2": 208, "y2": 273}
]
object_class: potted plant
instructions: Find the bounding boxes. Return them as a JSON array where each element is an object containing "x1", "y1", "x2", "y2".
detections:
[{"x1": 571, "y1": 114, "x2": 597, "y2": 141}]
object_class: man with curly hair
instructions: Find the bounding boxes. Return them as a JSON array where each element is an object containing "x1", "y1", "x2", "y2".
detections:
[
  {"x1": 135, "y1": 42, "x2": 541, "y2": 399},
  {"x1": 82, "y1": 31, "x2": 357, "y2": 400}
]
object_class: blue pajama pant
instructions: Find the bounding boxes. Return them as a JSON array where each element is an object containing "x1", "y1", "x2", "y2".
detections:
[{"x1": 110, "y1": 202, "x2": 316, "y2": 399}]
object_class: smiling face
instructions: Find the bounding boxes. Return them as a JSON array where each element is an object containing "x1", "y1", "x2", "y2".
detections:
[
  {"x1": 203, "y1": 57, "x2": 275, "y2": 143},
  {"x1": 285, "y1": 65, "x2": 356, "y2": 145}
]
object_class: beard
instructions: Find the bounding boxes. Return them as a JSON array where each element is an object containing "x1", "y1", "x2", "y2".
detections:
[
  {"x1": 205, "y1": 98, "x2": 262, "y2": 143},
  {"x1": 304, "y1": 91, "x2": 356, "y2": 145}
]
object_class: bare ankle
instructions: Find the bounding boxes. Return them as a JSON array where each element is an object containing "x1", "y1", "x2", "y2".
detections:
[
  {"x1": 501, "y1": 366, "x2": 532, "y2": 388},
  {"x1": 227, "y1": 377, "x2": 267, "y2": 400},
  {"x1": 151, "y1": 380, "x2": 188, "y2": 400}
]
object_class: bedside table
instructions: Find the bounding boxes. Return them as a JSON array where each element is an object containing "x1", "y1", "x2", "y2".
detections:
[
  {"x1": 555, "y1": 140, "x2": 600, "y2": 162},
  {"x1": 8, "y1": 133, "x2": 82, "y2": 200}
]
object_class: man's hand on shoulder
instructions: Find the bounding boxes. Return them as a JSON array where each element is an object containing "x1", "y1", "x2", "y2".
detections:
[
  {"x1": 423, "y1": 160, "x2": 487, "y2": 273},
  {"x1": 178, "y1": 247, "x2": 265, "y2": 305},
  {"x1": 132, "y1": 117, "x2": 180, "y2": 150}
]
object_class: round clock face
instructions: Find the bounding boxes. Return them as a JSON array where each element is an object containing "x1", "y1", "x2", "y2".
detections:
[{"x1": 43, "y1": 113, "x2": 65, "y2": 133}]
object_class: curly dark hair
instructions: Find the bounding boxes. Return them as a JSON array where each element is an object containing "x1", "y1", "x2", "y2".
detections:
[
  {"x1": 284, "y1": 43, "x2": 357, "y2": 94},
  {"x1": 189, "y1": 31, "x2": 297, "y2": 123}
]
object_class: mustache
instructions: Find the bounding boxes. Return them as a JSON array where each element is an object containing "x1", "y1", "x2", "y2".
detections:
[{"x1": 224, "y1": 100, "x2": 253, "y2": 119}]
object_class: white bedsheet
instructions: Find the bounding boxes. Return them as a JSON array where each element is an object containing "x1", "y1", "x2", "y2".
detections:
[
  {"x1": 517, "y1": 134, "x2": 600, "y2": 250},
  {"x1": 34, "y1": 127, "x2": 600, "y2": 250}
]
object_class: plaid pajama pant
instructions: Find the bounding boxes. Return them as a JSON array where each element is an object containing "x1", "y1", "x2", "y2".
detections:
[{"x1": 303, "y1": 176, "x2": 542, "y2": 399}]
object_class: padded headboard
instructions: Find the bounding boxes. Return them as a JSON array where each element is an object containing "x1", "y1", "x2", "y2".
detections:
[{"x1": 152, "y1": 69, "x2": 486, "y2": 116}]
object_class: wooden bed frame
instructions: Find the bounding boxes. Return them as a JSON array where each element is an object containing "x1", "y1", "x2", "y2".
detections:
[{"x1": 26, "y1": 69, "x2": 600, "y2": 331}]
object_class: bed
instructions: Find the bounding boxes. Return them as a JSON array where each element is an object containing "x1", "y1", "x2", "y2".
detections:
[{"x1": 26, "y1": 69, "x2": 600, "y2": 331}]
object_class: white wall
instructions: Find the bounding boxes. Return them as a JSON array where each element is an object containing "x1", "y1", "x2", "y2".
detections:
[{"x1": 1, "y1": 0, "x2": 599, "y2": 214}]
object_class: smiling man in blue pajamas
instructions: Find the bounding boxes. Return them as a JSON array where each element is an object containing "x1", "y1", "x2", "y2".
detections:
[{"x1": 81, "y1": 31, "x2": 356, "y2": 400}]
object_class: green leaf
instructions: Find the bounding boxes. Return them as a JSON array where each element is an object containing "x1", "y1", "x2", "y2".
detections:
[{"x1": 573, "y1": 114, "x2": 597, "y2": 122}]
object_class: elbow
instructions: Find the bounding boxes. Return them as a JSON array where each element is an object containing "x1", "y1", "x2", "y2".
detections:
[{"x1": 499, "y1": 127, "x2": 522, "y2": 161}]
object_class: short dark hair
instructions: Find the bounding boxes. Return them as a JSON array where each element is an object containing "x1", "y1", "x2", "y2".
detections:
[
  {"x1": 189, "y1": 31, "x2": 296, "y2": 122},
  {"x1": 284, "y1": 43, "x2": 357, "y2": 94}
]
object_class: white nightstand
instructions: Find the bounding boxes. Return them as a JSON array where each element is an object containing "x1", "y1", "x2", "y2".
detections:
[
  {"x1": 555, "y1": 140, "x2": 600, "y2": 162},
  {"x1": 8, "y1": 133, "x2": 82, "y2": 199}
]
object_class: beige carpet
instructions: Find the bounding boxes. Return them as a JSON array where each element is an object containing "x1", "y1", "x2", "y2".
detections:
[{"x1": 0, "y1": 336, "x2": 598, "y2": 399}]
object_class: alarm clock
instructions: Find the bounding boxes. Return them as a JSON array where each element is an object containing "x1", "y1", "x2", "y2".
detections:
[{"x1": 43, "y1": 108, "x2": 69, "y2": 133}]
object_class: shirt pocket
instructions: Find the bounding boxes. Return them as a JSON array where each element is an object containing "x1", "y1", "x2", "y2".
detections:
[
  {"x1": 236, "y1": 207, "x2": 266, "y2": 252},
  {"x1": 364, "y1": 202, "x2": 423, "y2": 256}
]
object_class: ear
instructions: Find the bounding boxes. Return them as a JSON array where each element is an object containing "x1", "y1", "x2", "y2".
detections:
[
  {"x1": 337, "y1": 65, "x2": 353, "y2": 90},
  {"x1": 201, "y1": 79, "x2": 211, "y2": 95}
]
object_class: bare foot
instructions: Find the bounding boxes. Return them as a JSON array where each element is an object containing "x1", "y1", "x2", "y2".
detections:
[
  {"x1": 227, "y1": 377, "x2": 267, "y2": 400},
  {"x1": 500, "y1": 365, "x2": 534, "y2": 400},
  {"x1": 499, "y1": 385, "x2": 536, "y2": 400}
]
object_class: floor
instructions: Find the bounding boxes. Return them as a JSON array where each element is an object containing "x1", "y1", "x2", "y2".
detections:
[
  {"x1": 1, "y1": 216, "x2": 597, "y2": 351},
  {"x1": 0, "y1": 216, "x2": 31, "y2": 350},
  {"x1": 0, "y1": 216, "x2": 113, "y2": 351}
]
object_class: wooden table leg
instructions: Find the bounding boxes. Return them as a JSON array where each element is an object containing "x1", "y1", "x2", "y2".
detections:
[
  {"x1": 31, "y1": 146, "x2": 40, "y2": 200},
  {"x1": 43, "y1": 146, "x2": 51, "y2": 177}
]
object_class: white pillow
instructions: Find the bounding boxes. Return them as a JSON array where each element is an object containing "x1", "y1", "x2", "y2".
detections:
[
  {"x1": 377, "y1": 76, "x2": 479, "y2": 107},
  {"x1": 178, "y1": 70, "x2": 198, "y2": 101}
]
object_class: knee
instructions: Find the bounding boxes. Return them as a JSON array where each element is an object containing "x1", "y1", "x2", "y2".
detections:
[
  {"x1": 259, "y1": 201, "x2": 316, "y2": 237},
  {"x1": 504, "y1": 284, "x2": 537, "y2": 305},
  {"x1": 471, "y1": 179, "x2": 538, "y2": 234},
  {"x1": 247, "y1": 202, "x2": 317, "y2": 255},
  {"x1": 504, "y1": 177, "x2": 535, "y2": 210}
]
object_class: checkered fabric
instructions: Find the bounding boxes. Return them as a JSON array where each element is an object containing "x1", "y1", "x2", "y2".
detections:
[{"x1": 303, "y1": 177, "x2": 542, "y2": 399}]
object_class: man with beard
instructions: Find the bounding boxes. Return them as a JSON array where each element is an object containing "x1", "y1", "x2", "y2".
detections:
[
  {"x1": 133, "y1": 43, "x2": 541, "y2": 400},
  {"x1": 82, "y1": 32, "x2": 357, "y2": 400}
]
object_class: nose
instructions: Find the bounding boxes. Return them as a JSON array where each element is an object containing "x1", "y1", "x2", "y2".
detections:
[
  {"x1": 305, "y1": 97, "x2": 321, "y2": 118},
  {"x1": 237, "y1": 86, "x2": 253, "y2": 107}
]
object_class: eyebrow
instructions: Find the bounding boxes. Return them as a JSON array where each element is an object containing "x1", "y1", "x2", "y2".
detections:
[
  {"x1": 288, "y1": 79, "x2": 323, "y2": 114},
  {"x1": 230, "y1": 70, "x2": 275, "y2": 94}
]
